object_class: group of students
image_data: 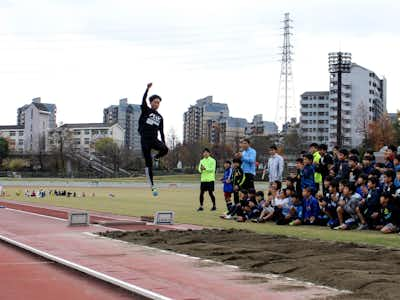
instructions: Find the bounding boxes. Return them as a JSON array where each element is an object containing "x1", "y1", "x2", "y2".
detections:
[
  {"x1": 21, "y1": 190, "x2": 95, "y2": 198},
  {"x1": 220, "y1": 143, "x2": 400, "y2": 234}
]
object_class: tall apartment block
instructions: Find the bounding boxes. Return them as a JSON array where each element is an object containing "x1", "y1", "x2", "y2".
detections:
[
  {"x1": 300, "y1": 61, "x2": 386, "y2": 148},
  {"x1": 103, "y1": 98, "x2": 141, "y2": 151}
]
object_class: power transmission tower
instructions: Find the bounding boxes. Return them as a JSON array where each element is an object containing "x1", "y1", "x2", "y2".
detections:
[{"x1": 276, "y1": 12, "x2": 295, "y2": 130}]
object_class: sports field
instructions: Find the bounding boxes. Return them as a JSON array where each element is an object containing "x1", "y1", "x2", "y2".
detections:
[{"x1": 2, "y1": 180, "x2": 400, "y2": 248}]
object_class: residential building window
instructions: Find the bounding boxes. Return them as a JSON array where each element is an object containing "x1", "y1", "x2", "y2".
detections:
[
  {"x1": 19, "y1": 131, "x2": 23, "y2": 136},
  {"x1": 84, "y1": 129, "x2": 90, "y2": 135},
  {"x1": 84, "y1": 138, "x2": 90, "y2": 145},
  {"x1": 9, "y1": 131, "x2": 16, "y2": 136}
]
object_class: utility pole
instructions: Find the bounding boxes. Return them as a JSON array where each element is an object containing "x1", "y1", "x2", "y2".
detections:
[{"x1": 329, "y1": 52, "x2": 352, "y2": 147}]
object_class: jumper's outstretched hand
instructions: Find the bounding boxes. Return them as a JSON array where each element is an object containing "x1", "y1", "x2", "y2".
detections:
[{"x1": 147, "y1": 83, "x2": 153, "y2": 89}]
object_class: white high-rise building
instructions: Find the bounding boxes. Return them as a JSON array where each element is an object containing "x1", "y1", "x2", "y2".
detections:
[
  {"x1": 299, "y1": 92, "x2": 330, "y2": 143},
  {"x1": 103, "y1": 99, "x2": 141, "y2": 151},
  {"x1": 22, "y1": 101, "x2": 52, "y2": 153},
  {"x1": 328, "y1": 63, "x2": 386, "y2": 148},
  {"x1": 299, "y1": 63, "x2": 386, "y2": 149}
]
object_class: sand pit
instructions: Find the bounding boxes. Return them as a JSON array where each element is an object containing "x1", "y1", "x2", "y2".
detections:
[{"x1": 101, "y1": 229, "x2": 400, "y2": 300}]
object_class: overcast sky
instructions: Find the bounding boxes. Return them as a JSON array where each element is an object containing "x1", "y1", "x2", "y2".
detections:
[{"x1": 0, "y1": 0, "x2": 399, "y2": 140}]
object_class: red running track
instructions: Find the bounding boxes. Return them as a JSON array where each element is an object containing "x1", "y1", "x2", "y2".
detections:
[
  {"x1": 0, "y1": 200, "x2": 344, "y2": 300},
  {"x1": 0, "y1": 242, "x2": 143, "y2": 300}
]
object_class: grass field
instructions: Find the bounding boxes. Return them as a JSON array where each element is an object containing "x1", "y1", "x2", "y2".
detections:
[
  {"x1": 0, "y1": 174, "x2": 203, "y2": 183},
  {"x1": 2, "y1": 185, "x2": 400, "y2": 248}
]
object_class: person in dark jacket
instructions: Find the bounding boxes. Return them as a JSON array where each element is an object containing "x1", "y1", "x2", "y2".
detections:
[{"x1": 138, "y1": 83, "x2": 168, "y2": 196}]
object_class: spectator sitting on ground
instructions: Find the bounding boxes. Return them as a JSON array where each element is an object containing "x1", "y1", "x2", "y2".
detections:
[
  {"x1": 315, "y1": 191, "x2": 329, "y2": 226},
  {"x1": 294, "y1": 158, "x2": 304, "y2": 198},
  {"x1": 348, "y1": 156, "x2": 362, "y2": 184},
  {"x1": 290, "y1": 187, "x2": 319, "y2": 226},
  {"x1": 275, "y1": 188, "x2": 297, "y2": 225},
  {"x1": 321, "y1": 180, "x2": 340, "y2": 228},
  {"x1": 253, "y1": 192, "x2": 275, "y2": 223},
  {"x1": 355, "y1": 174, "x2": 369, "y2": 197},
  {"x1": 221, "y1": 189, "x2": 248, "y2": 220},
  {"x1": 382, "y1": 170, "x2": 397, "y2": 196},
  {"x1": 394, "y1": 154, "x2": 400, "y2": 173},
  {"x1": 362, "y1": 155, "x2": 374, "y2": 175},
  {"x1": 287, "y1": 194, "x2": 304, "y2": 225},
  {"x1": 377, "y1": 192, "x2": 400, "y2": 234},
  {"x1": 237, "y1": 191, "x2": 262, "y2": 222},
  {"x1": 335, "y1": 182, "x2": 362, "y2": 230},
  {"x1": 356, "y1": 176, "x2": 381, "y2": 230},
  {"x1": 322, "y1": 175, "x2": 334, "y2": 199}
]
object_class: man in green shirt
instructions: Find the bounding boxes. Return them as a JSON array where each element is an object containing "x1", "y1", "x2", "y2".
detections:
[{"x1": 197, "y1": 148, "x2": 217, "y2": 211}]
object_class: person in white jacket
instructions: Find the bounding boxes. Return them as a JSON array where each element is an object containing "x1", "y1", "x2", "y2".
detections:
[{"x1": 264, "y1": 145, "x2": 284, "y2": 182}]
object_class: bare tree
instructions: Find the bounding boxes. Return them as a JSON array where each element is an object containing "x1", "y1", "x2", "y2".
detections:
[
  {"x1": 368, "y1": 113, "x2": 396, "y2": 150},
  {"x1": 48, "y1": 128, "x2": 74, "y2": 174},
  {"x1": 95, "y1": 137, "x2": 123, "y2": 175},
  {"x1": 356, "y1": 102, "x2": 371, "y2": 148}
]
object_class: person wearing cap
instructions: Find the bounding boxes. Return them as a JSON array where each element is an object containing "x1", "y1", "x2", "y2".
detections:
[{"x1": 197, "y1": 148, "x2": 217, "y2": 211}]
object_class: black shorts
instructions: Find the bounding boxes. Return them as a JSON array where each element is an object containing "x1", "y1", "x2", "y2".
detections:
[
  {"x1": 242, "y1": 173, "x2": 255, "y2": 190},
  {"x1": 200, "y1": 181, "x2": 215, "y2": 192}
]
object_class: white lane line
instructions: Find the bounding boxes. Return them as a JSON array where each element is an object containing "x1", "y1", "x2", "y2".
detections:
[
  {"x1": 3, "y1": 207, "x2": 124, "y2": 232},
  {"x1": 5, "y1": 207, "x2": 66, "y2": 222},
  {"x1": 0, "y1": 234, "x2": 172, "y2": 300}
]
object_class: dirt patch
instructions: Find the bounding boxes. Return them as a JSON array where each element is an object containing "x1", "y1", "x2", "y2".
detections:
[{"x1": 100, "y1": 229, "x2": 400, "y2": 300}]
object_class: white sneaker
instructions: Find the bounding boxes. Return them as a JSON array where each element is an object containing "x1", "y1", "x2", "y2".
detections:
[
  {"x1": 357, "y1": 224, "x2": 368, "y2": 230},
  {"x1": 334, "y1": 224, "x2": 346, "y2": 230}
]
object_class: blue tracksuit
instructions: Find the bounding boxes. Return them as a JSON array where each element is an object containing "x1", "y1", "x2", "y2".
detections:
[
  {"x1": 303, "y1": 196, "x2": 320, "y2": 220},
  {"x1": 222, "y1": 167, "x2": 234, "y2": 193},
  {"x1": 301, "y1": 164, "x2": 315, "y2": 192},
  {"x1": 293, "y1": 203, "x2": 304, "y2": 220}
]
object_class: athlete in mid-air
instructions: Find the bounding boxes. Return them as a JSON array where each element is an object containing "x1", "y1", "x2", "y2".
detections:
[{"x1": 138, "y1": 83, "x2": 169, "y2": 196}]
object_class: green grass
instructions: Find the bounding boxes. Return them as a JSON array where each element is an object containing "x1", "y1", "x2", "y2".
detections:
[
  {"x1": 3, "y1": 185, "x2": 400, "y2": 248},
  {"x1": 0, "y1": 174, "x2": 203, "y2": 183}
]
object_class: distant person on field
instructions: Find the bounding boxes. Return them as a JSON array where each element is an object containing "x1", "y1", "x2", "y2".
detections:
[
  {"x1": 263, "y1": 145, "x2": 284, "y2": 183},
  {"x1": 309, "y1": 143, "x2": 322, "y2": 192},
  {"x1": 235, "y1": 139, "x2": 256, "y2": 190},
  {"x1": 197, "y1": 148, "x2": 217, "y2": 212},
  {"x1": 221, "y1": 160, "x2": 234, "y2": 212},
  {"x1": 300, "y1": 154, "x2": 315, "y2": 194},
  {"x1": 232, "y1": 158, "x2": 246, "y2": 205}
]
